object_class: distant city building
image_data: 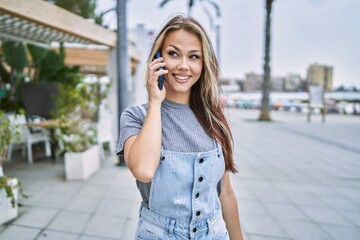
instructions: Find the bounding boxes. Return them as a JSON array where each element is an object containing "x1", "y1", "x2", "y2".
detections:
[
  {"x1": 243, "y1": 72, "x2": 262, "y2": 91},
  {"x1": 219, "y1": 78, "x2": 242, "y2": 92},
  {"x1": 307, "y1": 63, "x2": 333, "y2": 90},
  {"x1": 284, "y1": 73, "x2": 303, "y2": 92},
  {"x1": 272, "y1": 76, "x2": 285, "y2": 92},
  {"x1": 242, "y1": 72, "x2": 285, "y2": 92}
]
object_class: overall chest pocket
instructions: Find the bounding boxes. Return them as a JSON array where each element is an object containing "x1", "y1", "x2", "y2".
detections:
[{"x1": 136, "y1": 218, "x2": 166, "y2": 240}]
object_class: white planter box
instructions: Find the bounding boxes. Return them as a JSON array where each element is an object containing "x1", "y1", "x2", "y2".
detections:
[
  {"x1": 64, "y1": 145, "x2": 100, "y2": 180},
  {"x1": 0, "y1": 178, "x2": 18, "y2": 225}
]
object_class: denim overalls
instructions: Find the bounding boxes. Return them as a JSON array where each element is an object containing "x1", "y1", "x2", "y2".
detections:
[{"x1": 135, "y1": 140, "x2": 228, "y2": 239}]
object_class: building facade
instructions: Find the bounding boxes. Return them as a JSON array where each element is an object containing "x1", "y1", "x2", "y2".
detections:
[
  {"x1": 243, "y1": 72, "x2": 263, "y2": 91},
  {"x1": 307, "y1": 63, "x2": 333, "y2": 90},
  {"x1": 272, "y1": 76, "x2": 285, "y2": 92},
  {"x1": 284, "y1": 73, "x2": 303, "y2": 92}
]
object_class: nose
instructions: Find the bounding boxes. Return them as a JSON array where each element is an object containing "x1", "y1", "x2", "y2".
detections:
[{"x1": 177, "y1": 57, "x2": 189, "y2": 70}]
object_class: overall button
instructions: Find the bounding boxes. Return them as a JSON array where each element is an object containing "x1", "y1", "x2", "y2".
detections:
[
  {"x1": 195, "y1": 192, "x2": 200, "y2": 198},
  {"x1": 199, "y1": 158, "x2": 204, "y2": 163},
  {"x1": 198, "y1": 176, "x2": 204, "y2": 182},
  {"x1": 196, "y1": 211, "x2": 201, "y2": 216},
  {"x1": 193, "y1": 227, "x2": 197, "y2": 233}
]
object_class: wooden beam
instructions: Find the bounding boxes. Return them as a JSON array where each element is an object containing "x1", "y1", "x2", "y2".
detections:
[
  {"x1": 56, "y1": 48, "x2": 109, "y2": 67},
  {"x1": 0, "y1": 0, "x2": 116, "y2": 47}
]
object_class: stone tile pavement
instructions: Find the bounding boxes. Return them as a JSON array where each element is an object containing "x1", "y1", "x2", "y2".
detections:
[{"x1": 1, "y1": 109, "x2": 359, "y2": 240}]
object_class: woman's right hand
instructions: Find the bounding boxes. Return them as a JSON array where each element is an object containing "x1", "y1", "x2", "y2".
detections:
[
  {"x1": 125, "y1": 58, "x2": 167, "y2": 182},
  {"x1": 147, "y1": 57, "x2": 168, "y2": 105}
]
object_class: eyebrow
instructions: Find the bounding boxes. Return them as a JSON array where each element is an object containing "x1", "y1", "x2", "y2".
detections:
[{"x1": 169, "y1": 45, "x2": 201, "y2": 53}]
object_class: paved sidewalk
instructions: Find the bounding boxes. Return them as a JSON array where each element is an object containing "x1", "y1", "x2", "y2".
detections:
[{"x1": 1, "y1": 109, "x2": 359, "y2": 240}]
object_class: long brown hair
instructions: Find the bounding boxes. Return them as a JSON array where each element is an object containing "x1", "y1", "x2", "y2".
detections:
[{"x1": 147, "y1": 15, "x2": 237, "y2": 173}]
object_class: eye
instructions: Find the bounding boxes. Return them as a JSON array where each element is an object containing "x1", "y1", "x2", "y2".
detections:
[
  {"x1": 190, "y1": 54, "x2": 200, "y2": 60},
  {"x1": 167, "y1": 50, "x2": 178, "y2": 57}
]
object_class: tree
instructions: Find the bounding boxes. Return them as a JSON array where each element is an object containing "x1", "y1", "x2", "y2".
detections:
[
  {"x1": 159, "y1": 0, "x2": 220, "y2": 23},
  {"x1": 160, "y1": 0, "x2": 195, "y2": 16},
  {"x1": 259, "y1": 0, "x2": 274, "y2": 121},
  {"x1": 51, "y1": 0, "x2": 110, "y2": 27},
  {"x1": 159, "y1": 0, "x2": 222, "y2": 65},
  {"x1": 53, "y1": 0, "x2": 97, "y2": 19}
]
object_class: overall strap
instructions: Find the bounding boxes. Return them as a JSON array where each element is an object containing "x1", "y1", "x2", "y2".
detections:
[
  {"x1": 213, "y1": 139, "x2": 221, "y2": 151},
  {"x1": 214, "y1": 139, "x2": 223, "y2": 158}
]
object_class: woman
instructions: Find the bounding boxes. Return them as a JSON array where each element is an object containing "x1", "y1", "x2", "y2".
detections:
[{"x1": 118, "y1": 15, "x2": 243, "y2": 239}]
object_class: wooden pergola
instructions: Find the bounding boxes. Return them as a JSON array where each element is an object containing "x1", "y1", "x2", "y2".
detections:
[
  {"x1": 0, "y1": 0, "x2": 140, "y2": 76},
  {"x1": 0, "y1": 0, "x2": 128, "y2": 145},
  {"x1": 59, "y1": 46, "x2": 140, "y2": 76},
  {"x1": 0, "y1": 0, "x2": 119, "y2": 75},
  {"x1": 0, "y1": 0, "x2": 116, "y2": 47}
]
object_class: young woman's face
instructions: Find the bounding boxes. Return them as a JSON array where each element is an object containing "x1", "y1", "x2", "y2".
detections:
[{"x1": 161, "y1": 29, "x2": 203, "y2": 101}]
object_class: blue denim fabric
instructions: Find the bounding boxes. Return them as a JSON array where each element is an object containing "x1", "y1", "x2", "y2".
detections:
[{"x1": 135, "y1": 141, "x2": 228, "y2": 239}]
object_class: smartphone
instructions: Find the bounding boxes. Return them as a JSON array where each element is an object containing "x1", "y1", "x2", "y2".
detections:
[{"x1": 155, "y1": 51, "x2": 164, "y2": 90}]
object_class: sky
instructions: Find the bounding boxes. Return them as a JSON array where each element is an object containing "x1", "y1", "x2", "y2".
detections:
[{"x1": 96, "y1": 0, "x2": 360, "y2": 88}]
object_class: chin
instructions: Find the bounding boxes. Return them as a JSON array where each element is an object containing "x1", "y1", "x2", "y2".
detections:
[{"x1": 170, "y1": 84, "x2": 192, "y2": 93}]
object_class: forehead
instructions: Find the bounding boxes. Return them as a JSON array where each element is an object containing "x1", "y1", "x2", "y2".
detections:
[{"x1": 163, "y1": 29, "x2": 202, "y2": 50}]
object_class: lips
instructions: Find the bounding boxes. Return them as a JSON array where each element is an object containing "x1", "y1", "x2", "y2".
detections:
[{"x1": 173, "y1": 74, "x2": 191, "y2": 83}]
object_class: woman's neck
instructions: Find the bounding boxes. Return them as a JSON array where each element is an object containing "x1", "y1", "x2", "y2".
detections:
[{"x1": 165, "y1": 91, "x2": 190, "y2": 104}]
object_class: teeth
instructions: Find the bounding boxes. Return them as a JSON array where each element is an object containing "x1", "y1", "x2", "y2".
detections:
[{"x1": 174, "y1": 75, "x2": 190, "y2": 80}]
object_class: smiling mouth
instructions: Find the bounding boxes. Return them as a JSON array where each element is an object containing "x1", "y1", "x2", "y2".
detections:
[{"x1": 173, "y1": 74, "x2": 191, "y2": 83}]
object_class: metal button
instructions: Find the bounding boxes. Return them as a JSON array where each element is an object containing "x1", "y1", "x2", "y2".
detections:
[
  {"x1": 193, "y1": 227, "x2": 197, "y2": 233},
  {"x1": 196, "y1": 211, "x2": 201, "y2": 216},
  {"x1": 198, "y1": 176, "x2": 204, "y2": 182},
  {"x1": 161, "y1": 156, "x2": 165, "y2": 161},
  {"x1": 199, "y1": 158, "x2": 204, "y2": 163},
  {"x1": 195, "y1": 192, "x2": 200, "y2": 198}
]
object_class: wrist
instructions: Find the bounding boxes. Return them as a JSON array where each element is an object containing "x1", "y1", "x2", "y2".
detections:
[{"x1": 148, "y1": 101, "x2": 162, "y2": 109}]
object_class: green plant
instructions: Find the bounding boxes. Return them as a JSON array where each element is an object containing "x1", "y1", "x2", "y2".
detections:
[
  {"x1": 0, "y1": 41, "x2": 82, "y2": 113},
  {"x1": 53, "y1": 78, "x2": 111, "y2": 153},
  {"x1": 0, "y1": 110, "x2": 23, "y2": 165},
  {"x1": 0, "y1": 111, "x2": 11, "y2": 165},
  {"x1": 28, "y1": 43, "x2": 82, "y2": 86},
  {"x1": 0, "y1": 176, "x2": 27, "y2": 208},
  {"x1": 0, "y1": 41, "x2": 29, "y2": 112},
  {"x1": 0, "y1": 110, "x2": 27, "y2": 208}
]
